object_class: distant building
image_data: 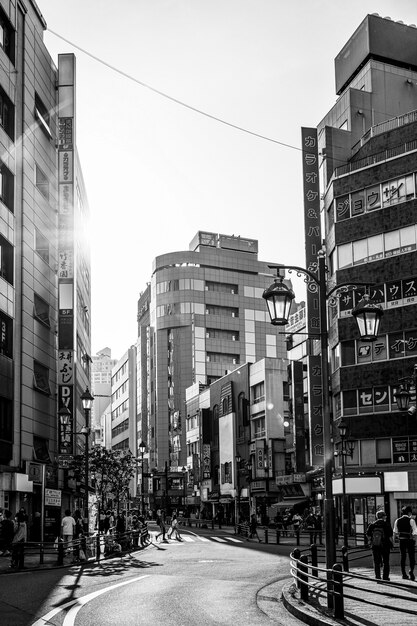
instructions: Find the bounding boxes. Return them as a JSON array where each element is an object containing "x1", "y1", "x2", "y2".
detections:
[
  {"x1": 136, "y1": 231, "x2": 292, "y2": 480},
  {"x1": 91, "y1": 348, "x2": 117, "y2": 444}
]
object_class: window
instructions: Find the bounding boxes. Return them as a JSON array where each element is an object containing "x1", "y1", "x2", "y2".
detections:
[
  {"x1": 112, "y1": 419, "x2": 129, "y2": 438},
  {"x1": 0, "y1": 86, "x2": 14, "y2": 139},
  {"x1": 222, "y1": 397, "x2": 229, "y2": 415},
  {"x1": 252, "y1": 414, "x2": 265, "y2": 439},
  {"x1": 0, "y1": 162, "x2": 13, "y2": 212},
  {"x1": 0, "y1": 396, "x2": 12, "y2": 444},
  {"x1": 252, "y1": 381, "x2": 265, "y2": 404},
  {"x1": 34, "y1": 93, "x2": 52, "y2": 138},
  {"x1": 376, "y1": 439, "x2": 392, "y2": 464},
  {"x1": 33, "y1": 361, "x2": 51, "y2": 395},
  {"x1": 112, "y1": 438, "x2": 130, "y2": 451},
  {"x1": 35, "y1": 164, "x2": 49, "y2": 200},
  {"x1": 34, "y1": 294, "x2": 51, "y2": 328},
  {"x1": 206, "y1": 281, "x2": 238, "y2": 294},
  {"x1": 0, "y1": 7, "x2": 14, "y2": 64},
  {"x1": 33, "y1": 436, "x2": 51, "y2": 463},
  {"x1": 0, "y1": 310, "x2": 12, "y2": 357},
  {"x1": 35, "y1": 228, "x2": 49, "y2": 264},
  {"x1": 0, "y1": 234, "x2": 13, "y2": 284}
]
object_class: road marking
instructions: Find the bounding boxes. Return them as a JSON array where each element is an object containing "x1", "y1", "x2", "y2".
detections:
[
  {"x1": 32, "y1": 575, "x2": 149, "y2": 626},
  {"x1": 225, "y1": 537, "x2": 243, "y2": 543},
  {"x1": 210, "y1": 537, "x2": 227, "y2": 542},
  {"x1": 197, "y1": 536, "x2": 210, "y2": 542},
  {"x1": 180, "y1": 536, "x2": 194, "y2": 542}
]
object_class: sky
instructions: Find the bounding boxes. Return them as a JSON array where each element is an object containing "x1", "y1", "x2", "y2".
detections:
[{"x1": 38, "y1": 0, "x2": 417, "y2": 361}]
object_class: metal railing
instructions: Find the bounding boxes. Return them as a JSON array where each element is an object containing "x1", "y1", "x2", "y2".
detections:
[
  {"x1": 290, "y1": 544, "x2": 417, "y2": 621},
  {"x1": 5, "y1": 526, "x2": 150, "y2": 571}
]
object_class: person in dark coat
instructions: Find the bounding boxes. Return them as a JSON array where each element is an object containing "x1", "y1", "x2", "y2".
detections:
[
  {"x1": 366, "y1": 510, "x2": 393, "y2": 581},
  {"x1": 0, "y1": 510, "x2": 15, "y2": 555},
  {"x1": 393, "y1": 505, "x2": 417, "y2": 580}
]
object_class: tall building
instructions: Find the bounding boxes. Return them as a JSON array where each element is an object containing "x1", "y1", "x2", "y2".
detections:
[
  {"x1": 136, "y1": 231, "x2": 290, "y2": 477},
  {"x1": 91, "y1": 347, "x2": 117, "y2": 444},
  {"x1": 316, "y1": 14, "x2": 417, "y2": 534},
  {"x1": 0, "y1": 3, "x2": 91, "y2": 536}
]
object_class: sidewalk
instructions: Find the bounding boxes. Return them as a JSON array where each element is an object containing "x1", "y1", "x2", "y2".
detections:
[{"x1": 274, "y1": 563, "x2": 417, "y2": 626}]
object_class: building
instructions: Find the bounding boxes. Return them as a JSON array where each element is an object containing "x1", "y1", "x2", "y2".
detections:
[
  {"x1": 136, "y1": 231, "x2": 291, "y2": 484},
  {"x1": 91, "y1": 347, "x2": 117, "y2": 444},
  {"x1": 184, "y1": 357, "x2": 300, "y2": 524},
  {"x1": 0, "y1": 3, "x2": 91, "y2": 539},
  {"x1": 316, "y1": 14, "x2": 417, "y2": 535}
]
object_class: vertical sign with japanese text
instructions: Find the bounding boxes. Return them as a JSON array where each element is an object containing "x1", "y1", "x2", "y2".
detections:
[{"x1": 301, "y1": 127, "x2": 323, "y2": 467}]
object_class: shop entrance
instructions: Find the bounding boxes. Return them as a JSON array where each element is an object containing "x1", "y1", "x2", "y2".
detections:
[{"x1": 352, "y1": 495, "x2": 385, "y2": 545}]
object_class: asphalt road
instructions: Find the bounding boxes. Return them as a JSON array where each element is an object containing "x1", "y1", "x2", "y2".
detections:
[{"x1": 0, "y1": 526, "x2": 306, "y2": 626}]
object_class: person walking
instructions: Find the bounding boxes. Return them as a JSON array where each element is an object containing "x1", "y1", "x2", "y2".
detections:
[
  {"x1": 167, "y1": 513, "x2": 182, "y2": 541},
  {"x1": 156, "y1": 509, "x2": 167, "y2": 542},
  {"x1": 305, "y1": 510, "x2": 317, "y2": 545},
  {"x1": 366, "y1": 510, "x2": 393, "y2": 581},
  {"x1": 247, "y1": 513, "x2": 262, "y2": 543},
  {"x1": 0, "y1": 510, "x2": 15, "y2": 556},
  {"x1": 61, "y1": 509, "x2": 76, "y2": 555},
  {"x1": 394, "y1": 505, "x2": 417, "y2": 580}
]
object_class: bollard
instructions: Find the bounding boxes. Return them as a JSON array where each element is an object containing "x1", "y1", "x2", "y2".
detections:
[
  {"x1": 310, "y1": 544, "x2": 318, "y2": 579},
  {"x1": 57, "y1": 538, "x2": 64, "y2": 565},
  {"x1": 96, "y1": 532, "x2": 101, "y2": 562},
  {"x1": 341, "y1": 545, "x2": 349, "y2": 572},
  {"x1": 276, "y1": 529, "x2": 280, "y2": 544},
  {"x1": 333, "y1": 564, "x2": 344, "y2": 619},
  {"x1": 299, "y1": 554, "x2": 309, "y2": 602},
  {"x1": 293, "y1": 548, "x2": 301, "y2": 588},
  {"x1": 264, "y1": 527, "x2": 268, "y2": 544},
  {"x1": 40, "y1": 541, "x2": 44, "y2": 565}
]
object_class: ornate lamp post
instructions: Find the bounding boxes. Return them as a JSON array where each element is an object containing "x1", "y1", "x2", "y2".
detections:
[
  {"x1": 334, "y1": 420, "x2": 355, "y2": 549},
  {"x1": 80, "y1": 387, "x2": 94, "y2": 533},
  {"x1": 139, "y1": 440, "x2": 146, "y2": 516},
  {"x1": 395, "y1": 365, "x2": 417, "y2": 415},
  {"x1": 262, "y1": 251, "x2": 383, "y2": 582}
]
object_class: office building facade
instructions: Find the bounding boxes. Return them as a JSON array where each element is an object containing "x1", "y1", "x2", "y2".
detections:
[
  {"x1": 316, "y1": 14, "x2": 417, "y2": 533},
  {"x1": 136, "y1": 231, "x2": 289, "y2": 477}
]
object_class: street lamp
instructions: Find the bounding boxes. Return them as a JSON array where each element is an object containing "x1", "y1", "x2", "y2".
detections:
[
  {"x1": 235, "y1": 454, "x2": 241, "y2": 524},
  {"x1": 181, "y1": 466, "x2": 187, "y2": 510},
  {"x1": 395, "y1": 364, "x2": 417, "y2": 415},
  {"x1": 80, "y1": 387, "x2": 94, "y2": 534},
  {"x1": 139, "y1": 440, "x2": 146, "y2": 516},
  {"x1": 334, "y1": 420, "x2": 355, "y2": 549},
  {"x1": 263, "y1": 251, "x2": 383, "y2": 581}
]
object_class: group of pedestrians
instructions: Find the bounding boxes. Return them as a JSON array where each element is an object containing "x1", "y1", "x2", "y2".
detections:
[
  {"x1": 155, "y1": 509, "x2": 182, "y2": 542},
  {"x1": 0, "y1": 507, "x2": 29, "y2": 568},
  {"x1": 366, "y1": 505, "x2": 417, "y2": 581}
]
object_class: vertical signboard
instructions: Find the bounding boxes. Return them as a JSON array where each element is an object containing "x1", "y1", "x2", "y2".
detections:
[
  {"x1": 58, "y1": 55, "x2": 76, "y2": 454},
  {"x1": 291, "y1": 360, "x2": 306, "y2": 472},
  {"x1": 301, "y1": 127, "x2": 323, "y2": 467}
]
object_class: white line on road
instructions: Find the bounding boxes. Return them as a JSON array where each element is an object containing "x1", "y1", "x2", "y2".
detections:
[
  {"x1": 224, "y1": 537, "x2": 243, "y2": 543},
  {"x1": 210, "y1": 537, "x2": 227, "y2": 542},
  {"x1": 31, "y1": 575, "x2": 149, "y2": 626}
]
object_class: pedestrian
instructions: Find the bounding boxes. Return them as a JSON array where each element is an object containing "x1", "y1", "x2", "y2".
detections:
[
  {"x1": 156, "y1": 509, "x2": 167, "y2": 542},
  {"x1": 393, "y1": 505, "x2": 417, "y2": 580},
  {"x1": 61, "y1": 509, "x2": 76, "y2": 555},
  {"x1": 366, "y1": 510, "x2": 393, "y2": 581},
  {"x1": 167, "y1": 514, "x2": 182, "y2": 541},
  {"x1": 0, "y1": 510, "x2": 15, "y2": 556},
  {"x1": 314, "y1": 512, "x2": 323, "y2": 545},
  {"x1": 11, "y1": 519, "x2": 26, "y2": 569},
  {"x1": 292, "y1": 511, "x2": 303, "y2": 537},
  {"x1": 305, "y1": 510, "x2": 317, "y2": 545},
  {"x1": 247, "y1": 513, "x2": 262, "y2": 543}
]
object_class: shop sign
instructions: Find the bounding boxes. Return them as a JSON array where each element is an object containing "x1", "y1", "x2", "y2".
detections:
[{"x1": 45, "y1": 489, "x2": 61, "y2": 507}]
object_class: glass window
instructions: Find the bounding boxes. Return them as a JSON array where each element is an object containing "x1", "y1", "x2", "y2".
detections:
[
  {"x1": 365, "y1": 185, "x2": 381, "y2": 212},
  {"x1": 400, "y1": 225, "x2": 416, "y2": 252},
  {"x1": 376, "y1": 439, "x2": 391, "y2": 464},
  {"x1": 0, "y1": 161, "x2": 13, "y2": 212},
  {"x1": 341, "y1": 341, "x2": 355, "y2": 366},
  {"x1": 338, "y1": 243, "x2": 352, "y2": 269},
  {"x1": 351, "y1": 189, "x2": 365, "y2": 216},
  {"x1": 405, "y1": 174, "x2": 415, "y2": 199},
  {"x1": 353, "y1": 239, "x2": 367, "y2": 265},
  {"x1": 0, "y1": 233, "x2": 13, "y2": 284},
  {"x1": 342, "y1": 389, "x2": 357, "y2": 416},
  {"x1": 33, "y1": 361, "x2": 50, "y2": 395},
  {"x1": 35, "y1": 164, "x2": 49, "y2": 200},
  {"x1": 34, "y1": 294, "x2": 51, "y2": 327},
  {"x1": 360, "y1": 440, "x2": 376, "y2": 465},
  {"x1": 384, "y1": 230, "x2": 400, "y2": 257},
  {"x1": 34, "y1": 93, "x2": 52, "y2": 138},
  {"x1": 35, "y1": 228, "x2": 49, "y2": 264},
  {"x1": 335, "y1": 195, "x2": 350, "y2": 221},
  {"x1": 0, "y1": 310, "x2": 12, "y2": 357},
  {"x1": 367, "y1": 234, "x2": 383, "y2": 261}
]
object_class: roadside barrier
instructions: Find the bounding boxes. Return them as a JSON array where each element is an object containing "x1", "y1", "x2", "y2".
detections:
[
  {"x1": 4, "y1": 525, "x2": 150, "y2": 570},
  {"x1": 290, "y1": 544, "x2": 417, "y2": 621}
]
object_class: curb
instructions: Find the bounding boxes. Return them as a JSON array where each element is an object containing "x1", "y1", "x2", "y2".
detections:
[{"x1": 281, "y1": 581, "x2": 339, "y2": 626}]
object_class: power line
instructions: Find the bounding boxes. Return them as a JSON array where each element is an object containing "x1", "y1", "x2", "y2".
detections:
[{"x1": 48, "y1": 28, "x2": 302, "y2": 152}]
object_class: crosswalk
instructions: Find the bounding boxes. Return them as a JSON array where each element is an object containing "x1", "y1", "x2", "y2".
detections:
[{"x1": 152, "y1": 534, "x2": 245, "y2": 545}]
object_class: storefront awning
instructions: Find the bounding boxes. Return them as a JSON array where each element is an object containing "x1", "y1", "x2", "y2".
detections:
[{"x1": 271, "y1": 498, "x2": 309, "y2": 510}]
